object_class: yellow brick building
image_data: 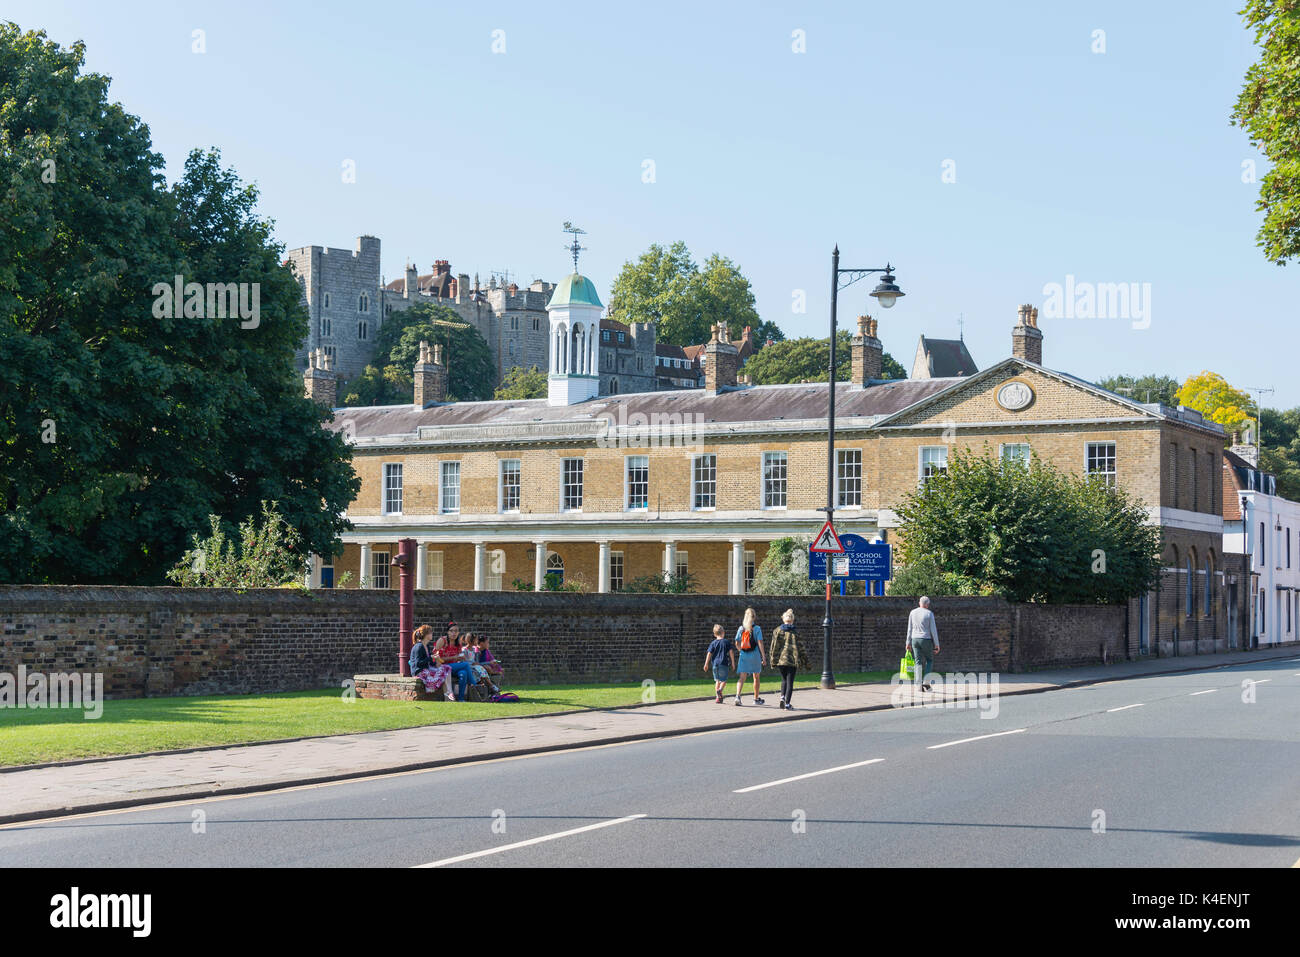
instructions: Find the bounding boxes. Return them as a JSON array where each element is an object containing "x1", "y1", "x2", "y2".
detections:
[{"x1": 313, "y1": 290, "x2": 1228, "y2": 655}]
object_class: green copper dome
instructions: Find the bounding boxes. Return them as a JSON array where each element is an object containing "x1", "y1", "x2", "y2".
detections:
[{"x1": 547, "y1": 273, "x2": 603, "y2": 310}]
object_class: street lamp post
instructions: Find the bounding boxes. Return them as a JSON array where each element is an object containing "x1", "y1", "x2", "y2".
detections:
[{"x1": 820, "y1": 247, "x2": 904, "y2": 689}]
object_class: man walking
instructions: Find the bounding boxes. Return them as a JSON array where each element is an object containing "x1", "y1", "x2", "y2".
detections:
[{"x1": 905, "y1": 596, "x2": 940, "y2": 692}]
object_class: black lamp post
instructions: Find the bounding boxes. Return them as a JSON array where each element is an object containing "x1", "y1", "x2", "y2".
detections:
[{"x1": 821, "y1": 247, "x2": 904, "y2": 689}]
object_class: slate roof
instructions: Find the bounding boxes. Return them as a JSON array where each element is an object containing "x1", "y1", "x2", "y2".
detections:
[
  {"x1": 329, "y1": 377, "x2": 962, "y2": 441},
  {"x1": 916, "y1": 336, "x2": 978, "y2": 378}
]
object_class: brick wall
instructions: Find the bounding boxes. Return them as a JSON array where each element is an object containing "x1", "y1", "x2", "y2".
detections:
[{"x1": 0, "y1": 587, "x2": 1156, "y2": 700}]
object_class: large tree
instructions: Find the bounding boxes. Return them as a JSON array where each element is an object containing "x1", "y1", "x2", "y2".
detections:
[
  {"x1": 493, "y1": 364, "x2": 547, "y2": 400},
  {"x1": 1097, "y1": 373, "x2": 1181, "y2": 407},
  {"x1": 608, "y1": 241, "x2": 762, "y2": 346},
  {"x1": 741, "y1": 330, "x2": 906, "y2": 385},
  {"x1": 1175, "y1": 371, "x2": 1253, "y2": 437},
  {"x1": 1231, "y1": 0, "x2": 1300, "y2": 264},
  {"x1": 894, "y1": 448, "x2": 1162, "y2": 604},
  {"x1": 0, "y1": 25, "x2": 357, "y2": 584},
  {"x1": 340, "y1": 301, "x2": 495, "y2": 405},
  {"x1": 1260, "y1": 405, "x2": 1300, "y2": 499}
]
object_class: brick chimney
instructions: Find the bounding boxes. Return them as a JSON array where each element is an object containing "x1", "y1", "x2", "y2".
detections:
[
  {"x1": 303, "y1": 349, "x2": 337, "y2": 408},
  {"x1": 704, "y1": 321, "x2": 739, "y2": 395},
  {"x1": 1012, "y1": 303, "x2": 1043, "y2": 364},
  {"x1": 413, "y1": 340, "x2": 447, "y2": 407},
  {"x1": 850, "y1": 315, "x2": 883, "y2": 386}
]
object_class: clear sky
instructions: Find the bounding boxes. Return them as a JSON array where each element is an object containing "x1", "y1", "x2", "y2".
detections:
[{"x1": 10, "y1": 0, "x2": 1299, "y2": 407}]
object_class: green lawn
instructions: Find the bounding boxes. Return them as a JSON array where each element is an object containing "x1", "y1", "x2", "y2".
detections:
[{"x1": 0, "y1": 671, "x2": 892, "y2": 767}]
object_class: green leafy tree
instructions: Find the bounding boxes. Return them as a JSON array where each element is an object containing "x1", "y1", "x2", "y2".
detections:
[
  {"x1": 1175, "y1": 371, "x2": 1253, "y2": 437},
  {"x1": 751, "y1": 320, "x2": 785, "y2": 349},
  {"x1": 340, "y1": 302, "x2": 495, "y2": 405},
  {"x1": 886, "y1": 556, "x2": 976, "y2": 597},
  {"x1": 750, "y1": 537, "x2": 824, "y2": 596},
  {"x1": 742, "y1": 331, "x2": 905, "y2": 385},
  {"x1": 623, "y1": 571, "x2": 697, "y2": 594},
  {"x1": 494, "y1": 364, "x2": 547, "y2": 400},
  {"x1": 1097, "y1": 374, "x2": 1181, "y2": 407},
  {"x1": 1260, "y1": 406, "x2": 1300, "y2": 499},
  {"x1": 0, "y1": 26, "x2": 357, "y2": 584},
  {"x1": 608, "y1": 242, "x2": 763, "y2": 347},
  {"x1": 1231, "y1": 0, "x2": 1300, "y2": 264},
  {"x1": 894, "y1": 448, "x2": 1161, "y2": 603},
  {"x1": 166, "y1": 502, "x2": 304, "y2": 587}
]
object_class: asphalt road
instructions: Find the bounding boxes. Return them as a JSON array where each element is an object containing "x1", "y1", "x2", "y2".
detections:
[{"x1": 3, "y1": 656, "x2": 1298, "y2": 867}]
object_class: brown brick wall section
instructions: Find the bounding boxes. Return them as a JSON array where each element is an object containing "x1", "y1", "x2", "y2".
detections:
[{"x1": 1, "y1": 586, "x2": 1159, "y2": 700}]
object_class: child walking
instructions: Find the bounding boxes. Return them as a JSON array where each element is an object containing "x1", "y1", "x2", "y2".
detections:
[{"x1": 703, "y1": 624, "x2": 737, "y2": 704}]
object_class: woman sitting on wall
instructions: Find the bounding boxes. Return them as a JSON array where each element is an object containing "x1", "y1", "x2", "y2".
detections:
[
  {"x1": 408, "y1": 625, "x2": 453, "y2": 698},
  {"x1": 437, "y1": 621, "x2": 474, "y2": 702}
]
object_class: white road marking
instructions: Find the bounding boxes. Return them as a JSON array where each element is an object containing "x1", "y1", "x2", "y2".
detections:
[
  {"x1": 413, "y1": 814, "x2": 647, "y2": 867},
  {"x1": 1253, "y1": 679, "x2": 1271, "y2": 684},
  {"x1": 733, "y1": 758, "x2": 885, "y2": 793},
  {"x1": 1189, "y1": 690, "x2": 1217, "y2": 696},
  {"x1": 1107, "y1": 703, "x2": 1145, "y2": 712},
  {"x1": 927, "y1": 729, "x2": 1026, "y2": 750}
]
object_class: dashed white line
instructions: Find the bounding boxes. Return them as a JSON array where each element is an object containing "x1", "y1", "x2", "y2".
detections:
[
  {"x1": 927, "y1": 729, "x2": 1026, "y2": 750},
  {"x1": 734, "y1": 758, "x2": 885, "y2": 793},
  {"x1": 413, "y1": 814, "x2": 646, "y2": 867},
  {"x1": 1107, "y1": 703, "x2": 1145, "y2": 713},
  {"x1": 1189, "y1": 690, "x2": 1217, "y2": 696}
]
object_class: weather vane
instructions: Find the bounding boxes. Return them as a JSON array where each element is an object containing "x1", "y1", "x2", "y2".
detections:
[{"x1": 562, "y1": 221, "x2": 587, "y2": 272}]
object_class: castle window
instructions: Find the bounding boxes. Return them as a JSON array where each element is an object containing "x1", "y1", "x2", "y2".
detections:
[
  {"x1": 323, "y1": 292, "x2": 331, "y2": 308},
  {"x1": 322, "y1": 345, "x2": 336, "y2": 365},
  {"x1": 358, "y1": 293, "x2": 369, "y2": 314},
  {"x1": 320, "y1": 316, "x2": 332, "y2": 337},
  {"x1": 532, "y1": 318, "x2": 540, "y2": 331},
  {"x1": 510, "y1": 316, "x2": 519, "y2": 331},
  {"x1": 637, "y1": 356, "x2": 644, "y2": 371},
  {"x1": 357, "y1": 320, "x2": 368, "y2": 341}
]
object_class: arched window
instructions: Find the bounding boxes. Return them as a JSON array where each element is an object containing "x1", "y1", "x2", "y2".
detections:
[
  {"x1": 1204, "y1": 552, "x2": 1214, "y2": 618},
  {"x1": 358, "y1": 293, "x2": 369, "y2": 314},
  {"x1": 545, "y1": 551, "x2": 564, "y2": 588},
  {"x1": 1185, "y1": 554, "x2": 1195, "y2": 617},
  {"x1": 610, "y1": 378, "x2": 619, "y2": 395}
]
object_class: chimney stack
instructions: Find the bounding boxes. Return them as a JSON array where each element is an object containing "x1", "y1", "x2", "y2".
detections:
[
  {"x1": 403, "y1": 261, "x2": 418, "y2": 299},
  {"x1": 851, "y1": 315, "x2": 883, "y2": 387},
  {"x1": 304, "y1": 349, "x2": 337, "y2": 408},
  {"x1": 1012, "y1": 303, "x2": 1043, "y2": 364},
  {"x1": 704, "y1": 321, "x2": 740, "y2": 395},
  {"x1": 413, "y1": 340, "x2": 448, "y2": 407}
]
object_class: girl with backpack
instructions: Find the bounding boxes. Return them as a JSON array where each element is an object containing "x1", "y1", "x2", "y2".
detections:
[
  {"x1": 733, "y1": 607, "x2": 766, "y2": 706},
  {"x1": 768, "y1": 608, "x2": 810, "y2": 710}
]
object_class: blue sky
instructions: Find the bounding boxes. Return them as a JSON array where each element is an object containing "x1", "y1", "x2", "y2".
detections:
[{"x1": 11, "y1": 0, "x2": 1299, "y2": 407}]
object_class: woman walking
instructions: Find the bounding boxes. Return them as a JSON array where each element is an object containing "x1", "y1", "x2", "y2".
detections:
[
  {"x1": 733, "y1": 607, "x2": 766, "y2": 706},
  {"x1": 768, "y1": 608, "x2": 810, "y2": 710}
]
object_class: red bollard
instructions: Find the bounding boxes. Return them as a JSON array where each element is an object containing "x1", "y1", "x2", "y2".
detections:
[{"x1": 393, "y1": 538, "x2": 415, "y2": 676}]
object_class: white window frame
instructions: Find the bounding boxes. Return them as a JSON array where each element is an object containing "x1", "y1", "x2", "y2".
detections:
[
  {"x1": 918, "y1": 446, "x2": 948, "y2": 484},
  {"x1": 383, "y1": 463, "x2": 403, "y2": 515},
  {"x1": 625, "y1": 455, "x2": 649, "y2": 511},
  {"x1": 371, "y1": 549, "x2": 391, "y2": 589},
  {"x1": 1086, "y1": 441, "x2": 1117, "y2": 487},
  {"x1": 486, "y1": 549, "x2": 505, "y2": 591},
  {"x1": 762, "y1": 451, "x2": 788, "y2": 509},
  {"x1": 428, "y1": 550, "x2": 445, "y2": 589},
  {"x1": 692, "y1": 454, "x2": 717, "y2": 510},
  {"x1": 744, "y1": 549, "x2": 756, "y2": 593},
  {"x1": 675, "y1": 550, "x2": 689, "y2": 580},
  {"x1": 609, "y1": 550, "x2": 625, "y2": 592},
  {"x1": 1000, "y1": 442, "x2": 1031, "y2": 467},
  {"x1": 440, "y1": 461, "x2": 460, "y2": 514},
  {"x1": 837, "y1": 448, "x2": 862, "y2": 508},
  {"x1": 499, "y1": 459, "x2": 521, "y2": 513},
  {"x1": 562, "y1": 458, "x2": 584, "y2": 512}
]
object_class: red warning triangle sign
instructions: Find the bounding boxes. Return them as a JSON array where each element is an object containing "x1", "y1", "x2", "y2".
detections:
[{"x1": 810, "y1": 520, "x2": 844, "y2": 553}]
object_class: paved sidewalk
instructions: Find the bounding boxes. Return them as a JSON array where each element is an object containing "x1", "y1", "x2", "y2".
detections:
[{"x1": 1, "y1": 647, "x2": 1295, "y2": 825}]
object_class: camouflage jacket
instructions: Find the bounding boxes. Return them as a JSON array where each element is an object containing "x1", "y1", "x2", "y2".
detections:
[{"x1": 768, "y1": 625, "x2": 809, "y2": 670}]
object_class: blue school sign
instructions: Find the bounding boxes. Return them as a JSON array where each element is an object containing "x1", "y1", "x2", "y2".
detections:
[{"x1": 808, "y1": 534, "x2": 891, "y2": 582}]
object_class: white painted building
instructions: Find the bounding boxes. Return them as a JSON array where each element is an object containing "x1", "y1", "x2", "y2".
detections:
[{"x1": 1223, "y1": 445, "x2": 1300, "y2": 647}]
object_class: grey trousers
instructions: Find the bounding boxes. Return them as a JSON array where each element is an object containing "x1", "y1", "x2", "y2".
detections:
[{"x1": 910, "y1": 638, "x2": 934, "y2": 685}]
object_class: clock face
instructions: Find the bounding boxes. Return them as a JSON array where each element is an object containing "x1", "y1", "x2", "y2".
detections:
[{"x1": 997, "y1": 381, "x2": 1033, "y2": 411}]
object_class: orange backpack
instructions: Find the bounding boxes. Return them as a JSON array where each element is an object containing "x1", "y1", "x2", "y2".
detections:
[{"x1": 739, "y1": 628, "x2": 754, "y2": 651}]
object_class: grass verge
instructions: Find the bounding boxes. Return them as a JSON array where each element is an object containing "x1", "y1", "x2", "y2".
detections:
[{"x1": 0, "y1": 671, "x2": 892, "y2": 767}]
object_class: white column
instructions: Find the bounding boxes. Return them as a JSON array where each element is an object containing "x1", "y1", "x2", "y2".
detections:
[
  {"x1": 731, "y1": 540, "x2": 745, "y2": 595},
  {"x1": 534, "y1": 541, "x2": 547, "y2": 591},
  {"x1": 663, "y1": 541, "x2": 677, "y2": 583},
  {"x1": 415, "y1": 542, "x2": 426, "y2": 590},
  {"x1": 359, "y1": 543, "x2": 372, "y2": 588},
  {"x1": 598, "y1": 541, "x2": 611, "y2": 593},
  {"x1": 474, "y1": 542, "x2": 487, "y2": 591}
]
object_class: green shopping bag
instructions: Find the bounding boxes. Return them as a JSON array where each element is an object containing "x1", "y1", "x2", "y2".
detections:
[{"x1": 900, "y1": 649, "x2": 915, "y2": 681}]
